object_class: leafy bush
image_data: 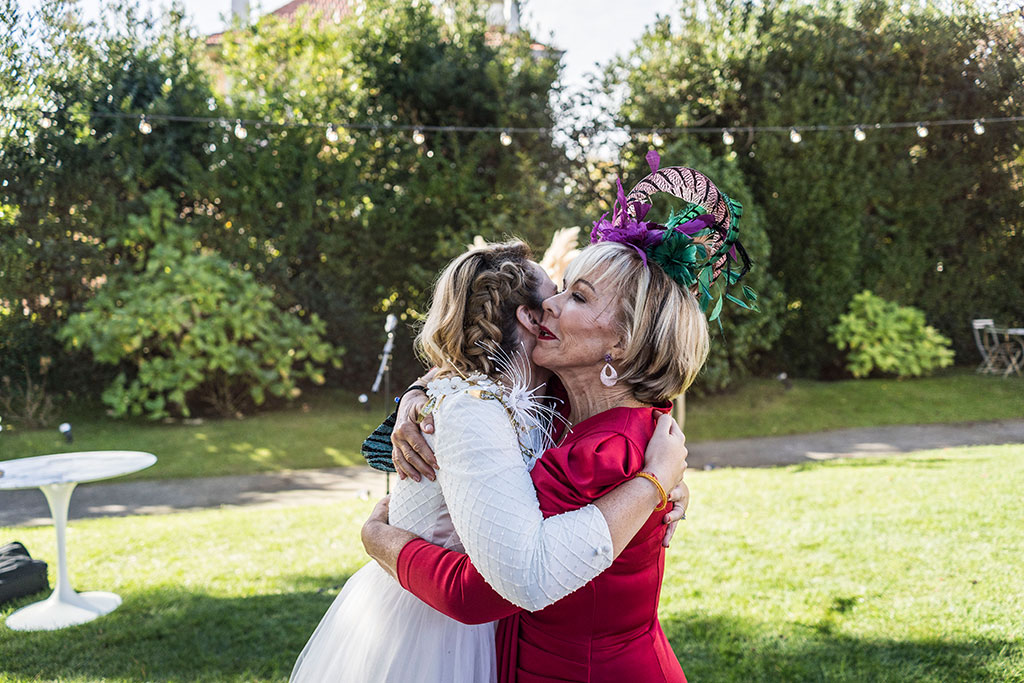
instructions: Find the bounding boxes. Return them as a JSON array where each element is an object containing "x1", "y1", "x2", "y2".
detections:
[
  {"x1": 58, "y1": 191, "x2": 342, "y2": 419},
  {"x1": 830, "y1": 290, "x2": 954, "y2": 378}
]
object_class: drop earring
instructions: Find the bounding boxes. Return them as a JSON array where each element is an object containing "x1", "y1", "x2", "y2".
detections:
[{"x1": 600, "y1": 354, "x2": 618, "y2": 387}]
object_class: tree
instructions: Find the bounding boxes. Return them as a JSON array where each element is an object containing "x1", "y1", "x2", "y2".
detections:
[
  {"x1": 0, "y1": 0, "x2": 218, "y2": 393},
  {"x1": 197, "y1": 0, "x2": 578, "y2": 383},
  {"x1": 606, "y1": 0, "x2": 1024, "y2": 375}
]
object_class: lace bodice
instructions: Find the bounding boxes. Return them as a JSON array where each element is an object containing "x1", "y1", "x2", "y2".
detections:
[{"x1": 388, "y1": 375, "x2": 614, "y2": 610}]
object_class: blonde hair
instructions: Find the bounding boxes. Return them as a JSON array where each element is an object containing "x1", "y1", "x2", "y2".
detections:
[
  {"x1": 417, "y1": 240, "x2": 543, "y2": 377},
  {"x1": 562, "y1": 242, "x2": 710, "y2": 402}
]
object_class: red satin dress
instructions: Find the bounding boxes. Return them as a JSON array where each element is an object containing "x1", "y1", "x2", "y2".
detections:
[{"x1": 396, "y1": 403, "x2": 686, "y2": 683}]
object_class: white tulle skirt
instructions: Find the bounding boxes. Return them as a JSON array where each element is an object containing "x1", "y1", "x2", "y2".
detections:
[{"x1": 290, "y1": 561, "x2": 497, "y2": 683}]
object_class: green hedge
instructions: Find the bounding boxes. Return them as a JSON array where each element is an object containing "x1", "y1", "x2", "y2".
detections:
[{"x1": 605, "y1": 0, "x2": 1024, "y2": 376}]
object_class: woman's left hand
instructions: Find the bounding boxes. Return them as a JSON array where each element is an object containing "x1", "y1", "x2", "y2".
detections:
[
  {"x1": 643, "y1": 413, "x2": 688, "y2": 490},
  {"x1": 661, "y1": 482, "x2": 689, "y2": 548}
]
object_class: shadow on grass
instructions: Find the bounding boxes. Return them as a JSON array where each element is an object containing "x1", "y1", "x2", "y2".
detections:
[
  {"x1": 0, "y1": 579, "x2": 353, "y2": 682},
  {"x1": 4, "y1": 587, "x2": 1019, "y2": 682},
  {"x1": 663, "y1": 612, "x2": 1021, "y2": 683}
]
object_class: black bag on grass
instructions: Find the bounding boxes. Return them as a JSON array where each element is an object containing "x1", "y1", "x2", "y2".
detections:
[{"x1": 0, "y1": 542, "x2": 49, "y2": 605}]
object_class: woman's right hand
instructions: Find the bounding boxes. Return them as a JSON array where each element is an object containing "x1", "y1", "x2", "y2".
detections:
[
  {"x1": 392, "y1": 389, "x2": 438, "y2": 482},
  {"x1": 643, "y1": 413, "x2": 688, "y2": 491}
]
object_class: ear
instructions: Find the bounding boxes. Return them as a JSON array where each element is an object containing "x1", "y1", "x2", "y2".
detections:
[{"x1": 516, "y1": 305, "x2": 541, "y2": 336}]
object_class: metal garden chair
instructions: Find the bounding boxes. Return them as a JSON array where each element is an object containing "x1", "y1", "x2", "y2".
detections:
[{"x1": 973, "y1": 319, "x2": 1024, "y2": 377}]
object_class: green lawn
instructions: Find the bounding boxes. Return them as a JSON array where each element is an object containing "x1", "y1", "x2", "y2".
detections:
[
  {"x1": 0, "y1": 390, "x2": 396, "y2": 480},
  {"x1": 682, "y1": 369, "x2": 1024, "y2": 441},
  {"x1": 1, "y1": 444, "x2": 1021, "y2": 682},
  {"x1": 1, "y1": 370, "x2": 1021, "y2": 480}
]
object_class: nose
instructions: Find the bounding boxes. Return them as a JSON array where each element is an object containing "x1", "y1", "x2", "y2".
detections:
[{"x1": 542, "y1": 290, "x2": 564, "y2": 318}]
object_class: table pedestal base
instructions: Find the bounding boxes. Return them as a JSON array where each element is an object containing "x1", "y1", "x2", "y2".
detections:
[
  {"x1": 6, "y1": 590, "x2": 122, "y2": 631},
  {"x1": 4, "y1": 481, "x2": 124, "y2": 631}
]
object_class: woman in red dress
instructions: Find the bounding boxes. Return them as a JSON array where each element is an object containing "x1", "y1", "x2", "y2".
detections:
[{"x1": 364, "y1": 158, "x2": 754, "y2": 682}]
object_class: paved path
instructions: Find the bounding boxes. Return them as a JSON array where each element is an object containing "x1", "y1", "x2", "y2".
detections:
[{"x1": 2, "y1": 420, "x2": 1022, "y2": 528}]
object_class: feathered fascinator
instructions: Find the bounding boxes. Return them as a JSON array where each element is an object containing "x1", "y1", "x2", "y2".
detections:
[{"x1": 590, "y1": 150, "x2": 758, "y2": 322}]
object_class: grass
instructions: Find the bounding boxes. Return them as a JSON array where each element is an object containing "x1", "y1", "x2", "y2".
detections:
[
  {"x1": 682, "y1": 368, "x2": 1024, "y2": 441},
  {"x1": 0, "y1": 370, "x2": 1020, "y2": 480},
  {"x1": 1, "y1": 444, "x2": 1022, "y2": 682},
  {"x1": 0, "y1": 390, "x2": 395, "y2": 480}
]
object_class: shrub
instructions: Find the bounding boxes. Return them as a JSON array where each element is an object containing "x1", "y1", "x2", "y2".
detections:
[
  {"x1": 57, "y1": 191, "x2": 342, "y2": 419},
  {"x1": 830, "y1": 290, "x2": 954, "y2": 378}
]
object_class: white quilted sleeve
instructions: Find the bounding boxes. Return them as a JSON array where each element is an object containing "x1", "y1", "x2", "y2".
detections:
[{"x1": 433, "y1": 391, "x2": 614, "y2": 611}]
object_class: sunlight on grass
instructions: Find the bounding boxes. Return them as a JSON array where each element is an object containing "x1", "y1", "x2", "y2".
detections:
[
  {"x1": 1, "y1": 445, "x2": 1021, "y2": 681},
  {"x1": 0, "y1": 374, "x2": 1020, "y2": 482}
]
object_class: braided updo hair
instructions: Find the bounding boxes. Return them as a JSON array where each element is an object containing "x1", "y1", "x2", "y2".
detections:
[{"x1": 417, "y1": 240, "x2": 544, "y2": 377}]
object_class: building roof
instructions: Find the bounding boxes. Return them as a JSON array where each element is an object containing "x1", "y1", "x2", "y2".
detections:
[
  {"x1": 204, "y1": 0, "x2": 557, "y2": 56},
  {"x1": 206, "y1": 0, "x2": 352, "y2": 46}
]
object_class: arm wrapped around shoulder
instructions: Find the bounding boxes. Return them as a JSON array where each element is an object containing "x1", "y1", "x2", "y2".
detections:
[{"x1": 432, "y1": 392, "x2": 614, "y2": 611}]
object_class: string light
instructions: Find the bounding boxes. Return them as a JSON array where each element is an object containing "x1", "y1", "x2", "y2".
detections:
[
  {"x1": 412, "y1": 129, "x2": 425, "y2": 145},
  {"x1": 11, "y1": 108, "x2": 1024, "y2": 147}
]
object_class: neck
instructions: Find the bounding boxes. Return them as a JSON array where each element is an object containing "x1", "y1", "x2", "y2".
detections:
[{"x1": 556, "y1": 368, "x2": 644, "y2": 425}]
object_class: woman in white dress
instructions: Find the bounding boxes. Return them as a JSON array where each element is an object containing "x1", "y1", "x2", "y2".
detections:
[{"x1": 290, "y1": 240, "x2": 688, "y2": 682}]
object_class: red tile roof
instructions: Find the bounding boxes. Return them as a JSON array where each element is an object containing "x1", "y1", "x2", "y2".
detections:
[
  {"x1": 270, "y1": 0, "x2": 350, "y2": 21},
  {"x1": 206, "y1": 0, "x2": 351, "y2": 46}
]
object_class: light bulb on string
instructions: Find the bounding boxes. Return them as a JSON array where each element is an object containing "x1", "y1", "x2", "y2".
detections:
[
  {"x1": 722, "y1": 129, "x2": 734, "y2": 146},
  {"x1": 789, "y1": 128, "x2": 802, "y2": 144},
  {"x1": 651, "y1": 131, "x2": 664, "y2": 147},
  {"x1": 325, "y1": 124, "x2": 340, "y2": 143},
  {"x1": 973, "y1": 119, "x2": 985, "y2": 135},
  {"x1": 500, "y1": 130, "x2": 512, "y2": 146},
  {"x1": 916, "y1": 124, "x2": 928, "y2": 138},
  {"x1": 854, "y1": 126, "x2": 866, "y2": 142},
  {"x1": 138, "y1": 116, "x2": 152, "y2": 135},
  {"x1": 234, "y1": 120, "x2": 248, "y2": 139},
  {"x1": 412, "y1": 129, "x2": 425, "y2": 145}
]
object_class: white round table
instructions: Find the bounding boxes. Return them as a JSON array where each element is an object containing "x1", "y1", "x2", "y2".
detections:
[{"x1": 0, "y1": 451, "x2": 156, "y2": 631}]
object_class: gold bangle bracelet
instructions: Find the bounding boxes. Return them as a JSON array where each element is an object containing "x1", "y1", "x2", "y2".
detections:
[{"x1": 634, "y1": 471, "x2": 668, "y2": 511}]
